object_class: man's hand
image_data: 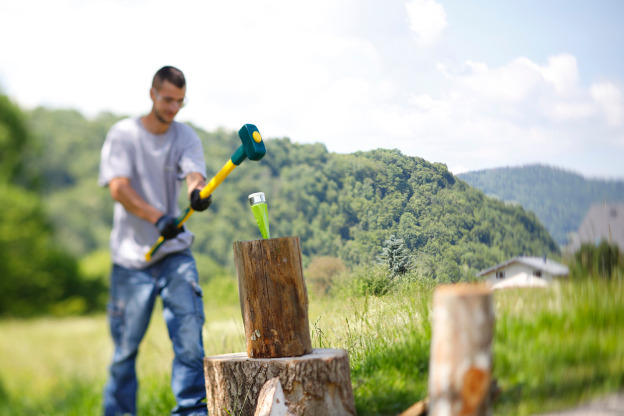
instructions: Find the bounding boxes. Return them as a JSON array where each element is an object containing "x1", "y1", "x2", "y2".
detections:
[
  {"x1": 190, "y1": 189, "x2": 212, "y2": 212},
  {"x1": 155, "y1": 215, "x2": 183, "y2": 239}
]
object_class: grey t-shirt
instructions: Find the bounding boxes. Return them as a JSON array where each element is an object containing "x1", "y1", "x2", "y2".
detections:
[{"x1": 98, "y1": 117, "x2": 207, "y2": 269}]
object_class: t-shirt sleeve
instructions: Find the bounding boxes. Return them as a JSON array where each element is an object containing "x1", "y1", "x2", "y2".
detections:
[
  {"x1": 98, "y1": 126, "x2": 134, "y2": 187},
  {"x1": 178, "y1": 126, "x2": 207, "y2": 180}
]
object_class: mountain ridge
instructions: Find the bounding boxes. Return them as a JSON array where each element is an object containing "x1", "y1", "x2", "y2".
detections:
[{"x1": 458, "y1": 164, "x2": 624, "y2": 246}]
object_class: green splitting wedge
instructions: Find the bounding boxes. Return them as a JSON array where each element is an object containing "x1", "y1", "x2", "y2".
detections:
[{"x1": 249, "y1": 192, "x2": 270, "y2": 239}]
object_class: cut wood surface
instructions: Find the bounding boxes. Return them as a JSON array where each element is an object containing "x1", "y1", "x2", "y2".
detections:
[
  {"x1": 234, "y1": 236, "x2": 312, "y2": 358},
  {"x1": 254, "y1": 377, "x2": 291, "y2": 416},
  {"x1": 204, "y1": 348, "x2": 356, "y2": 416},
  {"x1": 399, "y1": 397, "x2": 429, "y2": 416},
  {"x1": 428, "y1": 283, "x2": 494, "y2": 416}
]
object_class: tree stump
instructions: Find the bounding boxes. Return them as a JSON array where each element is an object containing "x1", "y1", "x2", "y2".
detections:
[
  {"x1": 234, "y1": 236, "x2": 312, "y2": 358},
  {"x1": 206, "y1": 237, "x2": 355, "y2": 415},
  {"x1": 203, "y1": 348, "x2": 356, "y2": 416},
  {"x1": 428, "y1": 284, "x2": 494, "y2": 416}
]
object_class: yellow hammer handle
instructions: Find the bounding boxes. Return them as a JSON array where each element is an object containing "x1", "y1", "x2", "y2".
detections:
[
  {"x1": 145, "y1": 160, "x2": 238, "y2": 261},
  {"x1": 200, "y1": 160, "x2": 237, "y2": 199},
  {"x1": 147, "y1": 236, "x2": 165, "y2": 261},
  {"x1": 176, "y1": 159, "x2": 237, "y2": 226}
]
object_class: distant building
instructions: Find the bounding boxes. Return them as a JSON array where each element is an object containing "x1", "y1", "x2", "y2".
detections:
[
  {"x1": 567, "y1": 203, "x2": 624, "y2": 253},
  {"x1": 477, "y1": 256, "x2": 569, "y2": 290}
]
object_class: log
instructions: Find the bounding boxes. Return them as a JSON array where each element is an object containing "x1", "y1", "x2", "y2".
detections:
[
  {"x1": 254, "y1": 377, "x2": 291, "y2": 416},
  {"x1": 399, "y1": 397, "x2": 429, "y2": 416},
  {"x1": 204, "y1": 348, "x2": 356, "y2": 416},
  {"x1": 428, "y1": 284, "x2": 494, "y2": 416},
  {"x1": 234, "y1": 236, "x2": 312, "y2": 358}
]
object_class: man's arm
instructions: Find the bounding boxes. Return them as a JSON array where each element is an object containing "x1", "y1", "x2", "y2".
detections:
[
  {"x1": 109, "y1": 177, "x2": 162, "y2": 224},
  {"x1": 185, "y1": 171, "x2": 206, "y2": 197}
]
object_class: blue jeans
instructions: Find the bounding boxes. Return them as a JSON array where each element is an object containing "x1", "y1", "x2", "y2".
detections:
[{"x1": 103, "y1": 250, "x2": 207, "y2": 416}]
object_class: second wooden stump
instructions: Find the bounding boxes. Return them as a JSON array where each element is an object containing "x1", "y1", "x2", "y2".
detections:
[{"x1": 428, "y1": 283, "x2": 495, "y2": 416}]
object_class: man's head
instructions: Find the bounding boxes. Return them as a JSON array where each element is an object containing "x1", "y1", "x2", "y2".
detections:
[
  {"x1": 149, "y1": 66, "x2": 187, "y2": 125},
  {"x1": 152, "y1": 66, "x2": 186, "y2": 90}
]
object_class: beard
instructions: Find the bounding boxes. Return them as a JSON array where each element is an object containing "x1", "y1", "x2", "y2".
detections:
[{"x1": 154, "y1": 108, "x2": 174, "y2": 125}]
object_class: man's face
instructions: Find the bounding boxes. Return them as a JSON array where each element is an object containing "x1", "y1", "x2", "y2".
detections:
[{"x1": 151, "y1": 80, "x2": 186, "y2": 125}]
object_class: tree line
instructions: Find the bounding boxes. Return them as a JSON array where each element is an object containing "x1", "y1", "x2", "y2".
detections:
[
  {"x1": 0, "y1": 97, "x2": 105, "y2": 316},
  {"x1": 458, "y1": 165, "x2": 624, "y2": 246},
  {"x1": 1, "y1": 95, "x2": 561, "y2": 316}
]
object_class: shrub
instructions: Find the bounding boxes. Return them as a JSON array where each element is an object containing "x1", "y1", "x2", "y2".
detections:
[
  {"x1": 305, "y1": 256, "x2": 347, "y2": 296},
  {"x1": 333, "y1": 264, "x2": 394, "y2": 297},
  {"x1": 572, "y1": 242, "x2": 622, "y2": 279}
]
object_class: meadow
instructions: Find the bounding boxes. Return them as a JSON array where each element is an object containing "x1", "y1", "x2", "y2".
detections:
[{"x1": 0, "y1": 273, "x2": 622, "y2": 415}]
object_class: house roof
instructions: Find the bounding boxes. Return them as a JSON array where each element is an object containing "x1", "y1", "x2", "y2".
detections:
[
  {"x1": 476, "y1": 256, "x2": 569, "y2": 277},
  {"x1": 567, "y1": 203, "x2": 624, "y2": 252}
]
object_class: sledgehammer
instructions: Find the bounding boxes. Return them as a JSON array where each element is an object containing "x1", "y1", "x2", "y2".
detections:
[{"x1": 145, "y1": 123, "x2": 266, "y2": 261}]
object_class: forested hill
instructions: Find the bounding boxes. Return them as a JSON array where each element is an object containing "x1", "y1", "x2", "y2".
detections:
[
  {"x1": 458, "y1": 165, "x2": 624, "y2": 246},
  {"x1": 24, "y1": 107, "x2": 558, "y2": 283}
]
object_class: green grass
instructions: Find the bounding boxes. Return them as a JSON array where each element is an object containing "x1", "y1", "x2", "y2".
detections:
[
  {"x1": 308, "y1": 277, "x2": 435, "y2": 415},
  {"x1": 0, "y1": 275, "x2": 622, "y2": 415},
  {"x1": 493, "y1": 276, "x2": 624, "y2": 415},
  {"x1": 0, "y1": 275, "x2": 244, "y2": 416}
]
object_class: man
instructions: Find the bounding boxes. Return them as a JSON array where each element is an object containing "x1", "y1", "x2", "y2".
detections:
[{"x1": 98, "y1": 66, "x2": 211, "y2": 416}]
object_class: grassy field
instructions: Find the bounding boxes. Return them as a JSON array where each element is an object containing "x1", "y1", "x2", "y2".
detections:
[{"x1": 0, "y1": 274, "x2": 622, "y2": 415}]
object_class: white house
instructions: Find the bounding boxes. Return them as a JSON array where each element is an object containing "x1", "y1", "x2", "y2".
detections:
[{"x1": 477, "y1": 256, "x2": 569, "y2": 290}]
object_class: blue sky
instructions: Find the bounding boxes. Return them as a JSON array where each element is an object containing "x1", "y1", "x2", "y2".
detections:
[
  {"x1": 444, "y1": 1, "x2": 624, "y2": 80},
  {"x1": 1, "y1": 0, "x2": 623, "y2": 178}
]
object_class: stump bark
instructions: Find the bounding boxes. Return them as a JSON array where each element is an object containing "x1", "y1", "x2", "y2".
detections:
[
  {"x1": 428, "y1": 284, "x2": 494, "y2": 416},
  {"x1": 204, "y1": 348, "x2": 356, "y2": 416},
  {"x1": 234, "y1": 236, "x2": 312, "y2": 358}
]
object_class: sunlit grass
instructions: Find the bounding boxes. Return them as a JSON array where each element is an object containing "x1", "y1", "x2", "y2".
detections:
[
  {"x1": 0, "y1": 275, "x2": 245, "y2": 416},
  {"x1": 0, "y1": 275, "x2": 622, "y2": 415},
  {"x1": 308, "y1": 277, "x2": 435, "y2": 415},
  {"x1": 0, "y1": 316, "x2": 109, "y2": 415},
  {"x1": 493, "y1": 276, "x2": 624, "y2": 415}
]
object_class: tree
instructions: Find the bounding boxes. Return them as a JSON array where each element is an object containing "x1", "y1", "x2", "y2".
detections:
[
  {"x1": 572, "y1": 242, "x2": 621, "y2": 279},
  {"x1": 0, "y1": 95, "x2": 102, "y2": 316},
  {"x1": 0, "y1": 94, "x2": 37, "y2": 188},
  {"x1": 378, "y1": 234, "x2": 412, "y2": 278}
]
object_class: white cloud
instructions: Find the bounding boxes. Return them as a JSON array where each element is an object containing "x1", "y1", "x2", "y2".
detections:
[
  {"x1": 405, "y1": 0, "x2": 447, "y2": 46},
  {"x1": 357, "y1": 53, "x2": 624, "y2": 176},
  {"x1": 438, "y1": 54, "x2": 604, "y2": 127},
  {"x1": 448, "y1": 58, "x2": 544, "y2": 103},
  {"x1": 540, "y1": 54, "x2": 580, "y2": 96},
  {"x1": 591, "y1": 82, "x2": 624, "y2": 128},
  {"x1": 0, "y1": 0, "x2": 623, "y2": 178}
]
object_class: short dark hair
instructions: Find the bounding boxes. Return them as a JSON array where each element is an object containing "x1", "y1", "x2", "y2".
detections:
[{"x1": 152, "y1": 66, "x2": 186, "y2": 89}]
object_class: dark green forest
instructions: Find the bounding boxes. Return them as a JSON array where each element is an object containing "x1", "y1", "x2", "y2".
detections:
[
  {"x1": 458, "y1": 165, "x2": 624, "y2": 246},
  {"x1": 2, "y1": 95, "x2": 561, "y2": 316}
]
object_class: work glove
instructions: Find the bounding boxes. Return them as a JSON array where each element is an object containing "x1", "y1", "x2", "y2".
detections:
[
  {"x1": 190, "y1": 189, "x2": 212, "y2": 212},
  {"x1": 155, "y1": 214, "x2": 183, "y2": 239}
]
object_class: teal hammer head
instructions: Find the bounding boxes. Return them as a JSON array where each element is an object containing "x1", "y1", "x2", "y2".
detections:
[{"x1": 231, "y1": 124, "x2": 266, "y2": 165}]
